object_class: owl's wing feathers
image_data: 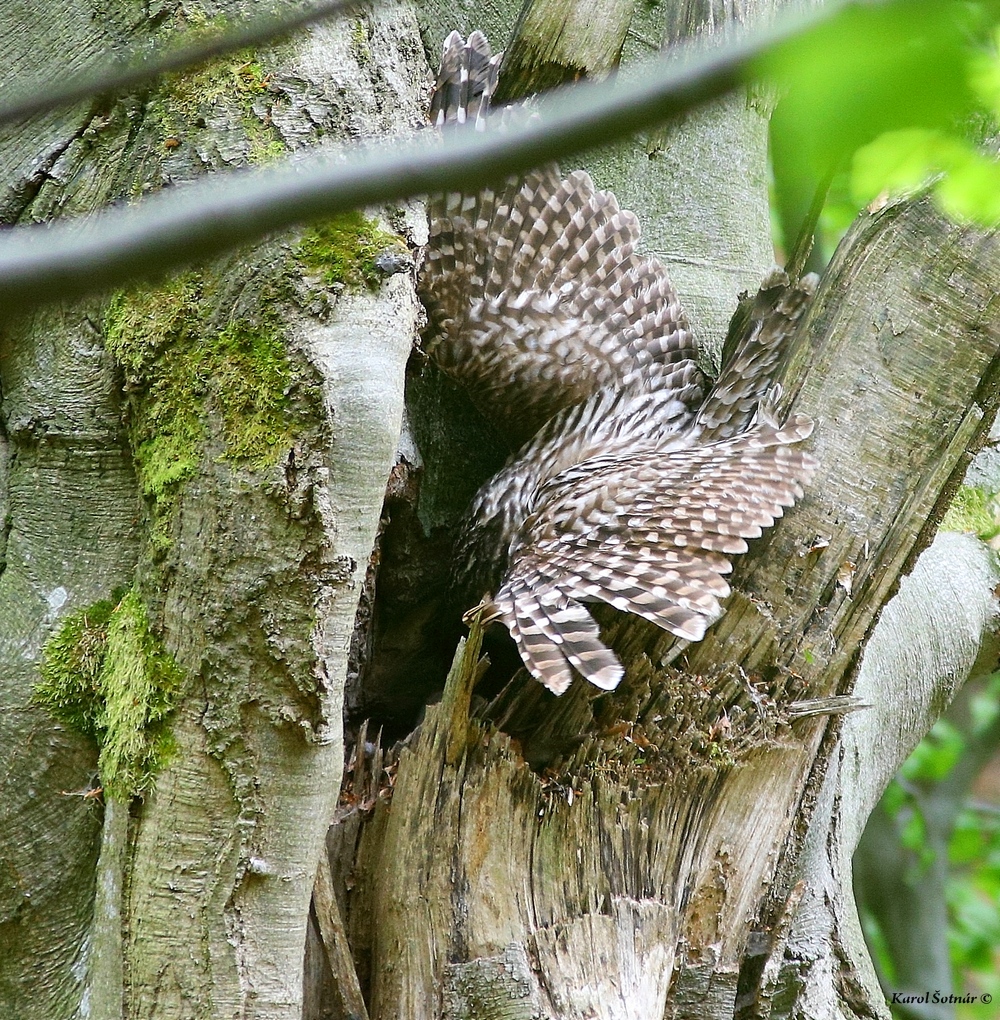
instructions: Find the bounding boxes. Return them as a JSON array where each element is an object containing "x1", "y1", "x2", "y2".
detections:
[
  {"x1": 423, "y1": 171, "x2": 700, "y2": 441},
  {"x1": 428, "y1": 31, "x2": 818, "y2": 696},
  {"x1": 454, "y1": 380, "x2": 708, "y2": 603},
  {"x1": 497, "y1": 574, "x2": 623, "y2": 695},
  {"x1": 697, "y1": 270, "x2": 818, "y2": 442},
  {"x1": 491, "y1": 415, "x2": 817, "y2": 692},
  {"x1": 493, "y1": 573, "x2": 624, "y2": 694},
  {"x1": 423, "y1": 39, "x2": 700, "y2": 442}
]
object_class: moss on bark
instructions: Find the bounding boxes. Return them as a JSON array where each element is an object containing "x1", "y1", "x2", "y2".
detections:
[
  {"x1": 940, "y1": 485, "x2": 1000, "y2": 541},
  {"x1": 34, "y1": 589, "x2": 185, "y2": 800},
  {"x1": 103, "y1": 270, "x2": 299, "y2": 554},
  {"x1": 154, "y1": 9, "x2": 287, "y2": 165},
  {"x1": 296, "y1": 211, "x2": 408, "y2": 290}
]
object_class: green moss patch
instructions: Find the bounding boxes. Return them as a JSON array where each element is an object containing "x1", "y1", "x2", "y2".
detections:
[
  {"x1": 34, "y1": 591, "x2": 185, "y2": 799},
  {"x1": 166, "y1": 53, "x2": 284, "y2": 164},
  {"x1": 296, "y1": 211, "x2": 406, "y2": 290},
  {"x1": 163, "y1": 12, "x2": 271, "y2": 115},
  {"x1": 941, "y1": 485, "x2": 1000, "y2": 543},
  {"x1": 168, "y1": 53, "x2": 271, "y2": 115},
  {"x1": 104, "y1": 271, "x2": 296, "y2": 555},
  {"x1": 156, "y1": 11, "x2": 286, "y2": 164}
]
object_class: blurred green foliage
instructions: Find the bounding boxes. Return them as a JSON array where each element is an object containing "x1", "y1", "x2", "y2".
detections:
[
  {"x1": 765, "y1": 0, "x2": 1000, "y2": 262},
  {"x1": 866, "y1": 675, "x2": 1000, "y2": 1018}
]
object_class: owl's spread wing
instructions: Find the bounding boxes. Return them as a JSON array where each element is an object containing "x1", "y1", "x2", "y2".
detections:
[
  {"x1": 421, "y1": 34, "x2": 700, "y2": 446},
  {"x1": 422, "y1": 171, "x2": 699, "y2": 444},
  {"x1": 425, "y1": 31, "x2": 818, "y2": 697},
  {"x1": 489, "y1": 415, "x2": 817, "y2": 692}
]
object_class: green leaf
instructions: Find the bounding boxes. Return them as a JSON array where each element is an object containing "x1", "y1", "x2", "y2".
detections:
[
  {"x1": 936, "y1": 148, "x2": 1000, "y2": 224},
  {"x1": 762, "y1": 0, "x2": 979, "y2": 180},
  {"x1": 851, "y1": 129, "x2": 947, "y2": 205},
  {"x1": 950, "y1": 810, "x2": 988, "y2": 865},
  {"x1": 968, "y1": 28, "x2": 1000, "y2": 115}
]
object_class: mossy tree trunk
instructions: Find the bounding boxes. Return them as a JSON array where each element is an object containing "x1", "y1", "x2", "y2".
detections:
[{"x1": 0, "y1": 3, "x2": 425, "y2": 1019}]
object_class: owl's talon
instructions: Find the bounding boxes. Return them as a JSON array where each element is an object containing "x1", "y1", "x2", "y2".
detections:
[{"x1": 463, "y1": 598, "x2": 500, "y2": 626}]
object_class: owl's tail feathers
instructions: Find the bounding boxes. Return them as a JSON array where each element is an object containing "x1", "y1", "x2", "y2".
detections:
[
  {"x1": 491, "y1": 416, "x2": 817, "y2": 695},
  {"x1": 428, "y1": 30, "x2": 502, "y2": 131},
  {"x1": 489, "y1": 580, "x2": 624, "y2": 695},
  {"x1": 697, "y1": 269, "x2": 818, "y2": 443}
]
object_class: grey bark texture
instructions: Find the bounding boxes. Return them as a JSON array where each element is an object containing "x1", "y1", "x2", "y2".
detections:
[
  {"x1": 852, "y1": 626, "x2": 1000, "y2": 1012},
  {"x1": 616, "y1": 0, "x2": 784, "y2": 363},
  {"x1": 2, "y1": 1, "x2": 999, "y2": 1019},
  {"x1": 784, "y1": 533, "x2": 1000, "y2": 1020},
  {"x1": 0, "y1": 3, "x2": 423, "y2": 1019},
  {"x1": 0, "y1": 300, "x2": 136, "y2": 1014}
]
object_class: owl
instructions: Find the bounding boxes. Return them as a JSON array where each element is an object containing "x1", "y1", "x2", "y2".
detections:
[{"x1": 419, "y1": 31, "x2": 817, "y2": 695}]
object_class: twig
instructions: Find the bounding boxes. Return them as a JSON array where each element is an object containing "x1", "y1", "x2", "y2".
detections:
[{"x1": 0, "y1": 1, "x2": 839, "y2": 315}]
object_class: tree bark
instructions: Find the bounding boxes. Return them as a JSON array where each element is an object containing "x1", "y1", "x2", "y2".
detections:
[
  {"x1": 783, "y1": 532, "x2": 1000, "y2": 1019},
  {"x1": 4, "y1": 2, "x2": 1000, "y2": 1019},
  {"x1": 851, "y1": 603, "x2": 1000, "y2": 1015},
  {"x1": 311, "y1": 3, "x2": 1000, "y2": 1019},
  {"x1": 0, "y1": 3, "x2": 424, "y2": 1019}
]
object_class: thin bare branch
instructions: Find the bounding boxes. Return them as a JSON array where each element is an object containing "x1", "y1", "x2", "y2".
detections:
[{"x1": 0, "y1": 2, "x2": 834, "y2": 315}]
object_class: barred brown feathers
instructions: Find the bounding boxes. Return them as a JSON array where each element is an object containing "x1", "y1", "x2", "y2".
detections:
[
  {"x1": 428, "y1": 30, "x2": 500, "y2": 131},
  {"x1": 422, "y1": 32, "x2": 818, "y2": 695}
]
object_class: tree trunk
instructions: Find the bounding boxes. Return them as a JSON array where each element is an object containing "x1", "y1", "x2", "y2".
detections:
[
  {"x1": 0, "y1": 3, "x2": 425, "y2": 1019},
  {"x1": 851, "y1": 616, "x2": 1000, "y2": 1014},
  {"x1": 3, "y1": 2, "x2": 1000, "y2": 1019},
  {"x1": 332, "y1": 188, "x2": 1000, "y2": 1018}
]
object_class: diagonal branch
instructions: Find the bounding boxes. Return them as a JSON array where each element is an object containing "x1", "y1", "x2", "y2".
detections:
[{"x1": 0, "y1": 1, "x2": 839, "y2": 315}]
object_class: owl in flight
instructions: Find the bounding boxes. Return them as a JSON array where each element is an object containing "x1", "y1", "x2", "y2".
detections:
[{"x1": 419, "y1": 31, "x2": 817, "y2": 695}]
